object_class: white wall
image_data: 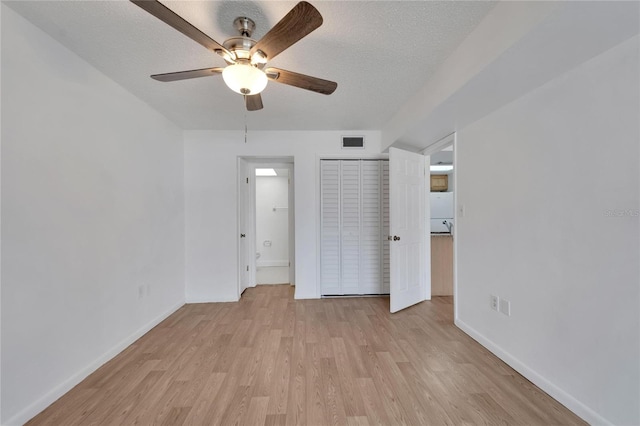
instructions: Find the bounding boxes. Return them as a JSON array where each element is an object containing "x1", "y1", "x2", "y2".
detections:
[
  {"x1": 184, "y1": 131, "x2": 381, "y2": 302},
  {"x1": 455, "y1": 36, "x2": 639, "y2": 425},
  {"x1": 1, "y1": 6, "x2": 185, "y2": 425},
  {"x1": 0, "y1": 4, "x2": 4, "y2": 422},
  {"x1": 255, "y1": 176, "x2": 289, "y2": 266}
]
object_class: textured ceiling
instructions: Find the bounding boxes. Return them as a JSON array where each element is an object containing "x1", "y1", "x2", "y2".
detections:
[{"x1": 5, "y1": 1, "x2": 496, "y2": 131}]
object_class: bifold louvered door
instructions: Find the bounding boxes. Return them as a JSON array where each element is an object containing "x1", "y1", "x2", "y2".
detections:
[{"x1": 320, "y1": 160, "x2": 389, "y2": 295}]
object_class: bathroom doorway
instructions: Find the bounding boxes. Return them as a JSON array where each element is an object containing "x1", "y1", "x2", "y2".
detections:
[
  {"x1": 254, "y1": 165, "x2": 292, "y2": 285},
  {"x1": 238, "y1": 158, "x2": 295, "y2": 296}
]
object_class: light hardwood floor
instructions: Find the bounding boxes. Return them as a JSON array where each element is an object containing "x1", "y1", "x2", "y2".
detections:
[
  {"x1": 431, "y1": 235, "x2": 453, "y2": 296},
  {"x1": 28, "y1": 285, "x2": 585, "y2": 425}
]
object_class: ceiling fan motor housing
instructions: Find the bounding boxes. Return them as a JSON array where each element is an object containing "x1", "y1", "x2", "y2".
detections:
[
  {"x1": 223, "y1": 36, "x2": 257, "y2": 61},
  {"x1": 225, "y1": 17, "x2": 269, "y2": 66}
]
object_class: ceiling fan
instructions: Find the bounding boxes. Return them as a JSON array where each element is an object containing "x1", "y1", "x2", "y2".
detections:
[{"x1": 131, "y1": 0, "x2": 337, "y2": 111}]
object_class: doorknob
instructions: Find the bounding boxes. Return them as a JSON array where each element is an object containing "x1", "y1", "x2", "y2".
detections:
[
  {"x1": 240, "y1": 233, "x2": 246, "y2": 238},
  {"x1": 393, "y1": 235, "x2": 401, "y2": 241}
]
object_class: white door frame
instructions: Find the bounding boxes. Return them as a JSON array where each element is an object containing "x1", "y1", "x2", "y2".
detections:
[
  {"x1": 237, "y1": 157, "x2": 295, "y2": 297},
  {"x1": 237, "y1": 158, "x2": 251, "y2": 297}
]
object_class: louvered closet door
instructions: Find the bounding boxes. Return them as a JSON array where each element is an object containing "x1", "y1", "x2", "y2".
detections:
[
  {"x1": 340, "y1": 161, "x2": 361, "y2": 294},
  {"x1": 320, "y1": 161, "x2": 341, "y2": 295},
  {"x1": 320, "y1": 159, "x2": 389, "y2": 296},
  {"x1": 382, "y1": 161, "x2": 391, "y2": 293},
  {"x1": 361, "y1": 161, "x2": 382, "y2": 294}
]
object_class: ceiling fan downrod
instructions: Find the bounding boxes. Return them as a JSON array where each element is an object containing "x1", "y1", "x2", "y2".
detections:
[{"x1": 234, "y1": 17, "x2": 255, "y2": 38}]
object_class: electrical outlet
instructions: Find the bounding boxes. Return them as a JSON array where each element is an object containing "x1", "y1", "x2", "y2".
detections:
[
  {"x1": 138, "y1": 285, "x2": 144, "y2": 299},
  {"x1": 499, "y1": 298, "x2": 511, "y2": 316},
  {"x1": 490, "y1": 295, "x2": 499, "y2": 311}
]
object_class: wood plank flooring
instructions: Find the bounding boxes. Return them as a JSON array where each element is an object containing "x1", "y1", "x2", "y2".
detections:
[{"x1": 27, "y1": 285, "x2": 585, "y2": 425}]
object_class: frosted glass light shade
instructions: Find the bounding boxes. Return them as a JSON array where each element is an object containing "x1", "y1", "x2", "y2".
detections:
[{"x1": 222, "y1": 64, "x2": 268, "y2": 95}]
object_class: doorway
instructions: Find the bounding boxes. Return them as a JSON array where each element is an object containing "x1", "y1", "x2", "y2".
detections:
[
  {"x1": 255, "y1": 166, "x2": 291, "y2": 285},
  {"x1": 237, "y1": 157, "x2": 295, "y2": 298},
  {"x1": 422, "y1": 134, "x2": 456, "y2": 302}
]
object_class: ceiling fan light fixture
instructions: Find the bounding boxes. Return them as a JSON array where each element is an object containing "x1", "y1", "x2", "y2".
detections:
[
  {"x1": 133, "y1": 0, "x2": 336, "y2": 111},
  {"x1": 215, "y1": 49, "x2": 236, "y2": 64},
  {"x1": 251, "y1": 50, "x2": 268, "y2": 65},
  {"x1": 222, "y1": 63, "x2": 268, "y2": 95}
]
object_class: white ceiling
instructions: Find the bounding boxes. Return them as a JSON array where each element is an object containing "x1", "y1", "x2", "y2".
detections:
[{"x1": 5, "y1": 0, "x2": 495, "y2": 131}]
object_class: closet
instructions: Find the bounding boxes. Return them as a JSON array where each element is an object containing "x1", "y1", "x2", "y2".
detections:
[{"x1": 320, "y1": 159, "x2": 390, "y2": 295}]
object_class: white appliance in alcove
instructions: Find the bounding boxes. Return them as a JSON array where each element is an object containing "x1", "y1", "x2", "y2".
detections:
[{"x1": 430, "y1": 192, "x2": 454, "y2": 233}]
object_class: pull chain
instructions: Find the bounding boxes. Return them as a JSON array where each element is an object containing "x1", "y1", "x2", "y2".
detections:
[{"x1": 244, "y1": 110, "x2": 248, "y2": 144}]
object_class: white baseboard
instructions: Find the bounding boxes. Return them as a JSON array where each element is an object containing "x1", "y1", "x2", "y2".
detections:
[
  {"x1": 294, "y1": 291, "x2": 319, "y2": 300},
  {"x1": 256, "y1": 260, "x2": 289, "y2": 268},
  {"x1": 185, "y1": 295, "x2": 239, "y2": 303},
  {"x1": 454, "y1": 318, "x2": 611, "y2": 426},
  {"x1": 4, "y1": 300, "x2": 185, "y2": 426}
]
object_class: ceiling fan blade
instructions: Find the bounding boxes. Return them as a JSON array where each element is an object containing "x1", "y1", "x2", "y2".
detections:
[
  {"x1": 265, "y1": 67, "x2": 337, "y2": 95},
  {"x1": 151, "y1": 67, "x2": 224, "y2": 82},
  {"x1": 245, "y1": 94, "x2": 264, "y2": 111},
  {"x1": 131, "y1": 1, "x2": 231, "y2": 57},
  {"x1": 250, "y1": 1, "x2": 323, "y2": 62}
]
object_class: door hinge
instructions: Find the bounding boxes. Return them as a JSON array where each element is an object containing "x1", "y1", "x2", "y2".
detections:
[
  {"x1": 289, "y1": 261, "x2": 291, "y2": 267},
  {"x1": 246, "y1": 265, "x2": 249, "y2": 271},
  {"x1": 246, "y1": 177, "x2": 249, "y2": 184}
]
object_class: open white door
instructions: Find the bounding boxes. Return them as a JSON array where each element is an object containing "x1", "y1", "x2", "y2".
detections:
[
  {"x1": 237, "y1": 158, "x2": 250, "y2": 296},
  {"x1": 389, "y1": 147, "x2": 429, "y2": 313},
  {"x1": 288, "y1": 166, "x2": 295, "y2": 286}
]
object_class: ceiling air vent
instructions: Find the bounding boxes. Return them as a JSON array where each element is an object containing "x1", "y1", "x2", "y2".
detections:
[{"x1": 342, "y1": 136, "x2": 365, "y2": 149}]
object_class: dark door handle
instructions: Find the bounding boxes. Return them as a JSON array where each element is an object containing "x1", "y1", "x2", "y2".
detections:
[
  {"x1": 393, "y1": 235, "x2": 401, "y2": 241},
  {"x1": 240, "y1": 234, "x2": 246, "y2": 238}
]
